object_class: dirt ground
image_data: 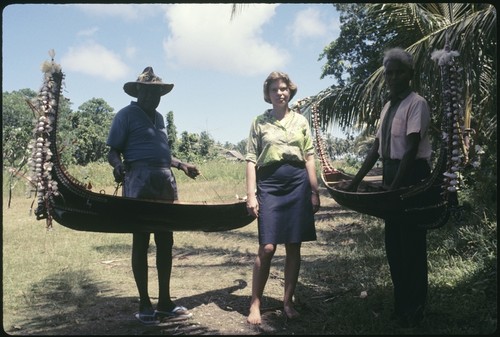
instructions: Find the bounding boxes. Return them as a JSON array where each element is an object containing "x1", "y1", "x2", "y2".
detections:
[{"x1": 4, "y1": 193, "x2": 366, "y2": 336}]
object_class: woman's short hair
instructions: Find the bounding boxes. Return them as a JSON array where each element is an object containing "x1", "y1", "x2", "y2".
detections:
[
  {"x1": 383, "y1": 48, "x2": 414, "y2": 71},
  {"x1": 263, "y1": 71, "x2": 298, "y2": 103}
]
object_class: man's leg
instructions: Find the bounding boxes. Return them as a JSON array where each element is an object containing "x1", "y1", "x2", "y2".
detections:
[
  {"x1": 132, "y1": 232, "x2": 153, "y2": 313},
  {"x1": 155, "y1": 232, "x2": 175, "y2": 311}
]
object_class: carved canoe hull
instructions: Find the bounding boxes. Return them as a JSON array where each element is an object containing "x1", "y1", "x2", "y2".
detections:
[
  {"x1": 321, "y1": 169, "x2": 450, "y2": 229},
  {"x1": 31, "y1": 55, "x2": 255, "y2": 233},
  {"x1": 44, "y1": 195, "x2": 255, "y2": 233}
]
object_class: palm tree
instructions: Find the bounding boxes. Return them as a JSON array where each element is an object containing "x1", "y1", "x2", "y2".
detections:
[{"x1": 308, "y1": 4, "x2": 496, "y2": 150}]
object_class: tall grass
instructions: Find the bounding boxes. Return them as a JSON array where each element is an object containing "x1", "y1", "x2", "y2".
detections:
[{"x1": 3, "y1": 160, "x2": 248, "y2": 202}]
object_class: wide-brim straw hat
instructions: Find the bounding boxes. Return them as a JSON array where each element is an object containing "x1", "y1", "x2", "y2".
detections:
[{"x1": 123, "y1": 67, "x2": 174, "y2": 97}]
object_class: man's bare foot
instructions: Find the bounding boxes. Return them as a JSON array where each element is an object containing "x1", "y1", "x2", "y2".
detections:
[
  {"x1": 247, "y1": 304, "x2": 262, "y2": 325},
  {"x1": 284, "y1": 305, "x2": 300, "y2": 320}
]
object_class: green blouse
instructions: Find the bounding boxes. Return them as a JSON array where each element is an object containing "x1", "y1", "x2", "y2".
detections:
[{"x1": 245, "y1": 109, "x2": 315, "y2": 168}]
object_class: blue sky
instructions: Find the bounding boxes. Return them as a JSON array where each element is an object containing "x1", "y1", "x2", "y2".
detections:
[{"x1": 2, "y1": 3, "x2": 340, "y2": 144}]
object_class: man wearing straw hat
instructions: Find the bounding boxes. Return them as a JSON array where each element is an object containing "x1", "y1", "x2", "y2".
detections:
[{"x1": 107, "y1": 67, "x2": 199, "y2": 324}]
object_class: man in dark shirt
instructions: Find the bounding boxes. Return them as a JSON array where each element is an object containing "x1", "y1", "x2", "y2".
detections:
[
  {"x1": 107, "y1": 67, "x2": 199, "y2": 324},
  {"x1": 346, "y1": 48, "x2": 432, "y2": 328}
]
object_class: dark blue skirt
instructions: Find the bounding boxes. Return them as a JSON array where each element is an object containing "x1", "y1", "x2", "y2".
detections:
[{"x1": 256, "y1": 162, "x2": 316, "y2": 245}]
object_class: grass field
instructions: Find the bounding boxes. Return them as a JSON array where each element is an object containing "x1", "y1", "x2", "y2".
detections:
[{"x1": 2, "y1": 161, "x2": 497, "y2": 335}]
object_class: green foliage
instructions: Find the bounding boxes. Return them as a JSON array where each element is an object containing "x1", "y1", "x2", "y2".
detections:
[
  {"x1": 176, "y1": 130, "x2": 222, "y2": 162},
  {"x1": 2, "y1": 90, "x2": 38, "y2": 167},
  {"x1": 3, "y1": 88, "x2": 240, "y2": 171},
  {"x1": 68, "y1": 98, "x2": 114, "y2": 165},
  {"x1": 320, "y1": 3, "x2": 392, "y2": 85},
  {"x1": 165, "y1": 110, "x2": 178, "y2": 154},
  {"x1": 177, "y1": 131, "x2": 199, "y2": 162},
  {"x1": 235, "y1": 138, "x2": 247, "y2": 155},
  {"x1": 198, "y1": 131, "x2": 217, "y2": 158},
  {"x1": 316, "y1": 3, "x2": 496, "y2": 148}
]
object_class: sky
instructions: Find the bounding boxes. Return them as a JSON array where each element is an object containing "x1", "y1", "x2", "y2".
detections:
[{"x1": 2, "y1": 3, "x2": 341, "y2": 145}]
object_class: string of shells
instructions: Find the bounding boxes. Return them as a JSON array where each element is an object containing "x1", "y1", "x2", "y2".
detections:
[
  {"x1": 431, "y1": 46, "x2": 465, "y2": 199},
  {"x1": 311, "y1": 104, "x2": 336, "y2": 174},
  {"x1": 27, "y1": 50, "x2": 63, "y2": 229}
]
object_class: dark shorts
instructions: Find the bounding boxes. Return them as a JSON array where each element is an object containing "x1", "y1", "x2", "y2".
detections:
[{"x1": 123, "y1": 165, "x2": 178, "y2": 201}]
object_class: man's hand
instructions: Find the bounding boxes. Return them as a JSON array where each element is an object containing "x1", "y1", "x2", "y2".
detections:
[
  {"x1": 113, "y1": 163, "x2": 125, "y2": 183},
  {"x1": 179, "y1": 163, "x2": 200, "y2": 179},
  {"x1": 342, "y1": 180, "x2": 359, "y2": 192}
]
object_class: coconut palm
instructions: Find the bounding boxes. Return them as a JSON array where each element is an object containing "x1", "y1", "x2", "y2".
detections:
[{"x1": 309, "y1": 4, "x2": 496, "y2": 154}]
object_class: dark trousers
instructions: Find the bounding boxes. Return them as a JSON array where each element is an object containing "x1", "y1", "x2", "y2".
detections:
[
  {"x1": 383, "y1": 159, "x2": 430, "y2": 316},
  {"x1": 385, "y1": 219, "x2": 428, "y2": 315}
]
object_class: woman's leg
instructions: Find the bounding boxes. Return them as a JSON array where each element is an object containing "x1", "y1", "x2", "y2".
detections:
[
  {"x1": 284, "y1": 243, "x2": 301, "y2": 319},
  {"x1": 247, "y1": 243, "x2": 276, "y2": 324}
]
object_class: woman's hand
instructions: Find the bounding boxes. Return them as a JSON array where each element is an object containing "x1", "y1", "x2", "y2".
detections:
[
  {"x1": 246, "y1": 194, "x2": 259, "y2": 218},
  {"x1": 311, "y1": 193, "x2": 320, "y2": 213}
]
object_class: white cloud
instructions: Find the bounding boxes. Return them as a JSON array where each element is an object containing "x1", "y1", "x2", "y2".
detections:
[
  {"x1": 162, "y1": 4, "x2": 289, "y2": 76},
  {"x1": 77, "y1": 27, "x2": 99, "y2": 38},
  {"x1": 61, "y1": 42, "x2": 130, "y2": 81},
  {"x1": 75, "y1": 3, "x2": 161, "y2": 21},
  {"x1": 125, "y1": 42, "x2": 138, "y2": 60},
  {"x1": 289, "y1": 8, "x2": 328, "y2": 46}
]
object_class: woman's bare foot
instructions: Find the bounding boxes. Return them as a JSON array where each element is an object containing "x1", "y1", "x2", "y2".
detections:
[
  {"x1": 247, "y1": 304, "x2": 262, "y2": 325},
  {"x1": 284, "y1": 304, "x2": 300, "y2": 320}
]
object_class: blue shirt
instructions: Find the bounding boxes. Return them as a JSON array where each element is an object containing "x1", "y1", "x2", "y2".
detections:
[{"x1": 107, "y1": 101, "x2": 171, "y2": 166}]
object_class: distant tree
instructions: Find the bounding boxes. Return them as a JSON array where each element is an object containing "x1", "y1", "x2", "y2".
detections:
[
  {"x1": 235, "y1": 139, "x2": 247, "y2": 156},
  {"x1": 2, "y1": 89, "x2": 73, "y2": 168},
  {"x1": 198, "y1": 131, "x2": 217, "y2": 159},
  {"x1": 165, "y1": 110, "x2": 178, "y2": 155},
  {"x1": 68, "y1": 98, "x2": 114, "y2": 165},
  {"x1": 177, "y1": 131, "x2": 199, "y2": 162},
  {"x1": 2, "y1": 89, "x2": 38, "y2": 168}
]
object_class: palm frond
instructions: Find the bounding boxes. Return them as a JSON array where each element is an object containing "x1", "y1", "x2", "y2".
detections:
[{"x1": 306, "y1": 3, "x2": 496, "y2": 147}]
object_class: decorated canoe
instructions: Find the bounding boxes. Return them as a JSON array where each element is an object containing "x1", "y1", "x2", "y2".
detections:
[
  {"x1": 28, "y1": 51, "x2": 255, "y2": 233},
  {"x1": 302, "y1": 45, "x2": 466, "y2": 230}
]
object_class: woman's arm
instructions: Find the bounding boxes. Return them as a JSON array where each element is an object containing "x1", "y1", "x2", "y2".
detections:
[
  {"x1": 245, "y1": 161, "x2": 259, "y2": 217},
  {"x1": 305, "y1": 153, "x2": 320, "y2": 213}
]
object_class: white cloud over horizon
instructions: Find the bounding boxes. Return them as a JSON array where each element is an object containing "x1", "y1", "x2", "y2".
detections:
[
  {"x1": 289, "y1": 8, "x2": 329, "y2": 46},
  {"x1": 57, "y1": 4, "x2": 338, "y2": 82},
  {"x1": 75, "y1": 3, "x2": 161, "y2": 21},
  {"x1": 3, "y1": 3, "x2": 341, "y2": 143},
  {"x1": 61, "y1": 42, "x2": 131, "y2": 81},
  {"x1": 162, "y1": 4, "x2": 288, "y2": 76}
]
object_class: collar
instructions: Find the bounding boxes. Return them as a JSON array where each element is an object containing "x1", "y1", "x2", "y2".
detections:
[{"x1": 389, "y1": 88, "x2": 412, "y2": 103}]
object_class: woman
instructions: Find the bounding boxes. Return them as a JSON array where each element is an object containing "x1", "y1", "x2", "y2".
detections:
[{"x1": 245, "y1": 71, "x2": 320, "y2": 325}]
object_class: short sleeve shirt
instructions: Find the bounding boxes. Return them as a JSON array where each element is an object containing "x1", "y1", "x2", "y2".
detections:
[
  {"x1": 376, "y1": 91, "x2": 432, "y2": 160},
  {"x1": 106, "y1": 102, "x2": 171, "y2": 166},
  {"x1": 245, "y1": 109, "x2": 315, "y2": 168}
]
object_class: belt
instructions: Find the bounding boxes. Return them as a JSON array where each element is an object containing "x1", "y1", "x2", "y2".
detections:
[
  {"x1": 383, "y1": 158, "x2": 428, "y2": 164},
  {"x1": 125, "y1": 162, "x2": 170, "y2": 170}
]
